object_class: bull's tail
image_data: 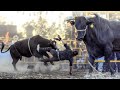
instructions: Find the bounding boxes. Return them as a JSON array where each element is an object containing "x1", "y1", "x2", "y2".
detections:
[{"x1": 1, "y1": 42, "x2": 10, "y2": 53}]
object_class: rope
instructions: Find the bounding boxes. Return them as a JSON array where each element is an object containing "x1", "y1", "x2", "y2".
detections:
[
  {"x1": 79, "y1": 44, "x2": 105, "y2": 76},
  {"x1": 28, "y1": 38, "x2": 34, "y2": 56}
]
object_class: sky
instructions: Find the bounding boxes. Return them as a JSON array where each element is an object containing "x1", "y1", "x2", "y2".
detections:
[
  {"x1": 0, "y1": 11, "x2": 73, "y2": 32},
  {"x1": 0, "y1": 11, "x2": 72, "y2": 26}
]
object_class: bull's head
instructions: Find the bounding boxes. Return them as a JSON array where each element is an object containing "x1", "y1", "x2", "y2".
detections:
[
  {"x1": 69, "y1": 14, "x2": 97, "y2": 41},
  {"x1": 49, "y1": 40, "x2": 57, "y2": 50}
]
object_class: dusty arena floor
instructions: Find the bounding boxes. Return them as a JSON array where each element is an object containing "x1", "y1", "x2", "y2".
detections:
[
  {"x1": 0, "y1": 52, "x2": 120, "y2": 79},
  {"x1": 0, "y1": 70, "x2": 120, "y2": 79},
  {"x1": 0, "y1": 70, "x2": 86, "y2": 79}
]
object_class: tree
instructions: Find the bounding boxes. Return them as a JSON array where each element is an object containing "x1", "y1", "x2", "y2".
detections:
[
  {"x1": 22, "y1": 12, "x2": 66, "y2": 40},
  {"x1": 25, "y1": 25, "x2": 34, "y2": 38},
  {"x1": 0, "y1": 16, "x2": 7, "y2": 25}
]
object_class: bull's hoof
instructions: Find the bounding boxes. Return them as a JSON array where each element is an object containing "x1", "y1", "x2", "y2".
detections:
[
  {"x1": 110, "y1": 70, "x2": 115, "y2": 76},
  {"x1": 14, "y1": 69, "x2": 19, "y2": 73},
  {"x1": 89, "y1": 69, "x2": 93, "y2": 73},
  {"x1": 110, "y1": 70, "x2": 115, "y2": 75},
  {"x1": 50, "y1": 61, "x2": 54, "y2": 65},
  {"x1": 102, "y1": 70, "x2": 106, "y2": 73},
  {"x1": 14, "y1": 68, "x2": 18, "y2": 72},
  {"x1": 41, "y1": 60, "x2": 44, "y2": 62},
  {"x1": 69, "y1": 72, "x2": 72, "y2": 75}
]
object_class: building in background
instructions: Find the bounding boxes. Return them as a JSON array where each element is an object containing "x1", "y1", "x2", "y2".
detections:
[{"x1": 0, "y1": 25, "x2": 17, "y2": 37}]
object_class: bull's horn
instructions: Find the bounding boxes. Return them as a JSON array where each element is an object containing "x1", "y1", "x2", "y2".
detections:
[
  {"x1": 88, "y1": 14, "x2": 96, "y2": 18},
  {"x1": 88, "y1": 13, "x2": 99, "y2": 18}
]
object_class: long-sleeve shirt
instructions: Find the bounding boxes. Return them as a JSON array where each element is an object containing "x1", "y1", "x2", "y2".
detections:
[{"x1": 51, "y1": 44, "x2": 74, "y2": 66}]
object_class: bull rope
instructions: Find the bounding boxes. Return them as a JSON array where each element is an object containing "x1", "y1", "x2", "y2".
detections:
[
  {"x1": 28, "y1": 38, "x2": 36, "y2": 62},
  {"x1": 28, "y1": 38, "x2": 34, "y2": 56}
]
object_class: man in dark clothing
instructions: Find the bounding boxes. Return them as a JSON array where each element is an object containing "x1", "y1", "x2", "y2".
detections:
[{"x1": 40, "y1": 35, "x2": 79, "y2": 75}]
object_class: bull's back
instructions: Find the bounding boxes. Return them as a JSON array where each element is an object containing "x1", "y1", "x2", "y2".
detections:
[
  {"x1": 113, "y1": 39, "x2": 120, "y2": 51},
  {"x1": 109, "y1": 21, "x2": 120, "y2": 38},
  {"x1": 109, "y1": 21, "x2": 120, "y2": 51}
]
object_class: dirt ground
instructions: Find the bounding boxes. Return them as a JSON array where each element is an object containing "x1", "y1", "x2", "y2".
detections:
[
  {"x1": 0, "y1": 52, "x2": 120, "y2": 79},
  {"x1": 0, "y1": 70, "x2": 87, "y2": 79},
  {"x1": 0, "y1": 69, "x2": 120, "y2": 79}
]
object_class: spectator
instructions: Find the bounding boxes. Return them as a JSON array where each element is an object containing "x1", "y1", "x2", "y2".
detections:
[
  {"x1": 11, "y1": 35, "x2": 19, "y2": 44},
  {"x1": 4, "y1": 32, "x2": 10, "y2": 45},
  {"x1": 64, "y1": 16, "x2": 77, "y2": 44},
  {"x1": 76, "y1": 49, "x2": 86, "y2": 70}
]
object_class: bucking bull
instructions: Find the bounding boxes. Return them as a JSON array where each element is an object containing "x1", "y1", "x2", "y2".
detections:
[{"x1": 1, "y1": 35, "x2": 57, "y2": 71}]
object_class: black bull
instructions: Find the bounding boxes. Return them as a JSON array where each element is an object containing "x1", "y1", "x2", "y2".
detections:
[
  {"x1": 1, "y1": 35, "x2": 57, "y2": 71},
  {"x1": 71, "y1": 14, "x2": 120, "y2": 75}
]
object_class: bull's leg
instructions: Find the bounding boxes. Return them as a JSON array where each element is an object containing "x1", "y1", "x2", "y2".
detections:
[
  {"x1": 88, "y1": 55, "x2": 95, "y2": 73},
  {"x1": 108, "y1": 61, "x2": 115, "y2": 75},
  {"x1": 12, "y1": 58, "x2": 19, "y2": 71},
  {"x1": 104, "y1": 45, "x2": 115, "y2": 75},
  {"x1": 44, "y1": 52, "x2": 54, "y2": 65},
  {"x1": 116, "y1": 61, "x2": 120, "y2": 72},
  {"x1": 44, "y1": 61, "x2": 48, "y2": 66},
  {"x1": 40, "y1": 57, "x2": 49, "y2": 66},
  {"x1": 50, "y1": 61, "x2": 54, "y2": 65},
  {"x1": 38, "y1": 55, "x2": 49, "y2": 66},
  {"x1": 41, "y1": 57, "x2": 59, "y2": 63},
  {"x1": 95, "y1": 62, "x2": 98, "y2": 71},
  {"x1": 102, "y1": 62, "x2": 109, "y2": 72},
  {"x1": 116, "y1": 53, "x2": 120, "y2": 72}
]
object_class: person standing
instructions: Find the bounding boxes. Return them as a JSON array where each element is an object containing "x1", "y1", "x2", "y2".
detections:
[
  {"x1": 4, "y1": 32, "x2": 10, "y2": 45},
  {"x1": 11, "y1": 35, "x2": 19, "y2": 44},
  {"x1": 65, "y1": 16, "x2": 80, "y2": 69}
]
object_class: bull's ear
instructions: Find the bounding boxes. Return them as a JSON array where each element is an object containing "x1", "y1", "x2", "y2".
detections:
[
  {"x1": 88, "y1": 13, "x2": 96, "y2": 18},
  {"x1": 86, "y1": 20, "x2": 93, "y2": 25},
  {"x1": 86, "y1": 21, "x2": 94, "y2": 28},
  {"x1": 75, "y1": 17, "x2": 78, "y2": 20}
]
